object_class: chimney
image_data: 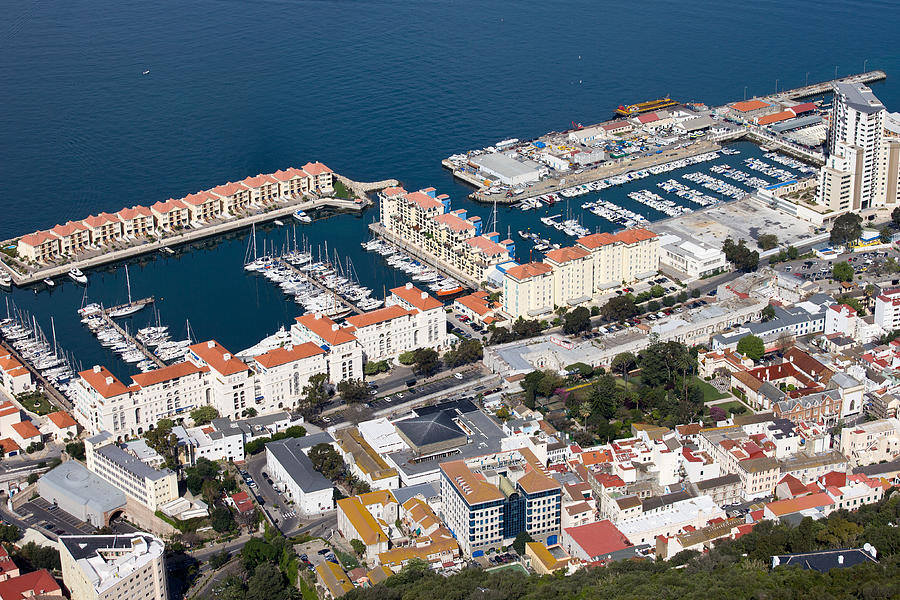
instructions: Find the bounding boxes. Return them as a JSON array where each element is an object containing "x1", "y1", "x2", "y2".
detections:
[
  {"x1": 207, "y1": 340, "x2": 214, "y2": 349},
  {"x1": 405, "y1": 282, "x2": 413, "y2": 290},
  {"x1": 224, "y1": 353, "x2": 231, "y2": 361},
  {"x1": 315, "y1": 313, "x2": 322, "y2": 320},
  {"x1": 421, "y1": 292, "x2": 428, "y2": 300},
  {"x1": 93, "y1": 365, "x2": 101, "y2": 373},
  {"x1": 332, "y1": 324, "x2": 339, "y2": 332},
  {"x1": 105, "y1": 377, "x2": 113, "y2": 385}
]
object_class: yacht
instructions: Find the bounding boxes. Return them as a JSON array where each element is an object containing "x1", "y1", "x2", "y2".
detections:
[
  {"x1": 293, "y1": 210, "x2": 312, "y2": 223},
  {"x1": 68, "y1": 267, "x2": 88, "y2": 284},
  {"x1": 43, "y1": 278, "x2": 55, "y2": 287},
  {"x1": 107, "y1": 265, "x2": 149, "y2": 318},
  {"x1": 0, "y1": 272, "x2": 10, "y2": 289}
]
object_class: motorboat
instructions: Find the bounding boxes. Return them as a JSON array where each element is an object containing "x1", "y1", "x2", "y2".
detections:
[
  {"x1": 293, "y1": 210, "x2": 312, "y2": 223},
  {"x1": 0, "y1": 272, "x2": 10, "y2": 289},
  {"x1": 43, "y1": 278, "x2": 55, "y2": 287},
  {"x1": 68, "y1": 267, "x2": 88, "y2": 284}
]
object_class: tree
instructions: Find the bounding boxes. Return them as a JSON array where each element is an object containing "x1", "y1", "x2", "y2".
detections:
[
  {"x1": 691, "y1": 288, "x2": 702, "y2": 298},
  {"x1": 647, "y1": 300, "x2": 661, "y2": 313},
  {"x1": 15, "y1": 542, "x2": 60, "y2": 572},
  {"x1": 301, "y1": 373, "x2": 329, "y2": 412},
  {"x1": 611, "y1": 352, "x2": 636, "y2": 393},
  {"x1": 638, "y1": 340, "x2": 696, "y2": 389},
  {"x1": 830, "y1": 212, "x2": 863, "y2": 246},
  {"x1": 723, "y1": 238, "x2": 759, "y2": 272},
  {"x1": 761, "y1": 304, "x2": 776, "y2": 322},
  {"x1": 241, "y1": 537, "x2": 279, "y2": 571},
  {"x1": 709, "y1": 405, "x2": 727, "y2": 423},
  {"x1": 590, "y1": 373, "x2": 620, "y2": 420},
  {"x1": 512, "y1": 531, "x2": 533, "y2": 555},
  {"x1": 65, "y1": 441, "x2": 86, "y2": 461},
  {"x1": 443, "y1": 339, "x2": 483, "y2": 368},
  {"x1": 787, "y1": 246, "x2": 799, "y2": 260},
  {"x1": 831, "y1": 261, "x2": 854, "y2": 282},
  {"x1": 144, "y1": 419, "x2": 178, "y2": 468},
  {"x1": 246, "y1": 561, "x2": 291, "y2": 600},
  {"x1": 677, "y1": 290, "x2": 688, "y2": 304},
  {"x1": 495, "y1": 407, "x2": 511, "y2": 421},
  {"x1": 191, "y1": 406, "x2": 219, "y2": 425},
  {"x1": 337, "y1": 379, "x2": 369, "y2": 403},
  {"x1": 412, "y1": 348, "x2": 440, "y2": 377},
  {"x1": 309, "y1": 443, "x2": 343, "y2": 480},
  {"x1": 351, "y1": 538, "x2": 366, "y2": 557},
  {"x1": 0, "y1": 524, "x2": 19, "y2": 544},
  {"x1": 650, "y1": 284, "x2": 666, "y2": 298},
  {"x1": 893, "y1": 205, "x2": 900, "y2": 227},
  {"x1": 211, "y1": 507, "x2": 236, "y2": 533},
  {"x1": 736, "y1": 335, "x2": 765, "y2": 362},
  {"x1": 881, "y1": 227, "x2": 893, "y2": 243},
  {"x1": 662, "y1": 295, "x2": 676, "y2": 307},
  {"x1": 757, "y1": 233, "x2": 778, "y2": 250},
  {"x1": 397, "y1": 351, "x2": 416, "y2": 365},
  {"x1": 208, "y1": 549, "x2": 231, "y2": 569},
  {"x1": 26, "y1": 473, "x2": 38, "y2": 485},
  {"x1": 242, "y1": 407, "x2": 258, "y2": 418},
  {"x1": 601, "y1": 295, "x2": 638, "y2": 322},
  {"x1": 562, "y1": 306, "x2": 591, "y2": 335}
]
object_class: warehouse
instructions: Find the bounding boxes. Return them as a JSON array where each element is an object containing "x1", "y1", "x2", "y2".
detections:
[
  {"x1": 470, "y1": 153, "x2": 544, "y2": 185},
  {"x1": 37, "y1": 461, "x2": 127, "y2": 528}
]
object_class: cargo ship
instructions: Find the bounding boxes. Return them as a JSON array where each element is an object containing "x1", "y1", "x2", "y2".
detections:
[{"x1": 616, "y1": 97, "x2": 678, "y2": 117}]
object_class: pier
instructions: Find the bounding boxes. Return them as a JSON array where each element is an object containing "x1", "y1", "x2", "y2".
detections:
[
  {"x1": 97, "y1": 310, "x2": 167, "y2": 368},
  {"x1": 770, "y1": 70, "x2": 886, "y2": 102},
  {"x1": 0, "y1": 340, "x2": 73, "y2": 412},
  {"x1": 275, "y1": 258, "x2": 364, "y2": 316},
  {"x1": 104, "y1": 297, "x2": 155, "y2": 316},
  {"x1": 0, "y1": 177, "x2": 399, "y2": 287},
  {"x1": 459, "y1": 139, "x2": 722, "y2": 204},
  {"x1": 367, "y1": 222, "x2": 480, "y2": 289}
]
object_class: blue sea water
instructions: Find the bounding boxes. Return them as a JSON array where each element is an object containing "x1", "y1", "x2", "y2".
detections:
[{"x1": 2, "y1": 0, "x2": 900, "y2": 378}]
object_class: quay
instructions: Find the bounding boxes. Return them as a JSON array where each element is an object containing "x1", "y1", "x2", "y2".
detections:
[
  {"x1": 0, "y1": 340, "x2": 72, "y2": 412},
  {"x1": 274, "y1": 258, "x2": 363, "y2": 316},
  {"x1": 769, "y1": 70, "x2": 886, "y2": 102},
  {"x1": 459, "y1": 139, "x2": 722, "y2": 204},
  {"x1": 367, "y1": 222, "x2": 480, "y2": 289},
  {"x1": 96, "y1": 309, "x2": 166, "y2": 368},
  {"x1": 0, "y1": 177, "x2": 398, "y2": 287}
]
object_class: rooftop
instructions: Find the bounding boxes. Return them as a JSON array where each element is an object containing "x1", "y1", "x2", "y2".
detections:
[
  {"x1": 266, "y1": 438, "x2": 333, "y2": 493},
  {"x1": 390, "y1": 284, "x2": 443, "y2": 311},
  {"x1": 563, "y1": 520, "x2": 632, "y2": 559},
  {"x1": 253, "y1": 342, "x2": 325, "y2": 369},
  {"x1": 188, "y1": 340, "x2": 249, "y2": 376}
]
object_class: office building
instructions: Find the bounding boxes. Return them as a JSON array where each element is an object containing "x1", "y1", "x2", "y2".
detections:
[{"x1": 59, "y1": 533, "x2": 167, "y2": 600}]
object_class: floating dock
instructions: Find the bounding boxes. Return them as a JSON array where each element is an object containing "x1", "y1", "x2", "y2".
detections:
[
  {"x1": 275, "y1": 258, "x2": 364, "y2": 316},
  {"x1": 97, "y1": 307, "x2": 167, "y2": 368}
]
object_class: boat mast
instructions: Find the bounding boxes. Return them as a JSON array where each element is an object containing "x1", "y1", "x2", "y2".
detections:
[
  {"x1": 51, "y1": 317, "x2": 57, "y2": 355},
  {"x1": 125, "y1": 265, "x2": 133, "y2": 305}
]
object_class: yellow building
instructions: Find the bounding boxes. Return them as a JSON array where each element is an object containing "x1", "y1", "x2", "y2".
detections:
[
  {"x1": 336, "y1": 490, "x2": 397, "y2": 564},
  {"x1": 17, "y1": 230, "x2": 60, "y2": 262},
  {"x1": 525, "y1": 541, "x2": 575, "y2": 575},
  {"x1": 575, "y1": 228, "x2": 659, "y2": 291},
  {"x1": 315, "y1": 561, "x2": 354, "y2": 598},
  {"x1": 502, "y1": 262, "x2": 555, "y2": 319},
  {"x1": 50, "y1": 221, "x2": 91, "y2": 255},
  {"x1": 181, "y1": 190, "x2": 223, "y2": 223},
  {"x1": 210, "y1": 181, "x2": 251, "y2": 214},
  {"x1": 544, "y1": 246, "x2": 593, "y2": 308}
]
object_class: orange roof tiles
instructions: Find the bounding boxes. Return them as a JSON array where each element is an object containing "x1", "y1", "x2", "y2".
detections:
[
  {"x1": 132, "y1": 361, "x2": 206, "y2": 387},
  {"x1": 294, "y1": 313, "x2": 358, "y2": 345},
  {"x1": 210, "y1": 181, "x2": 249, "y2": 196},
  {"x1": 0, "y1": 402, "x2": 19, "y2": 419},
  {"x1": 454, "y1": 292, "x2": 493, "y2": 316},
  {"x1": 302, "y1": 161, "x2": 333, "y2": 176},
  {"x1": 188, "y1": 340, "x2": 249, "y2": 376},
  {"x1": 465, "y1": 236, "x2": 508, "y2": 256},
  {"x1": 380, "y1": 186, "x2": 408, "y2": 197},
  {"x1": 19, "y1": 231, "x2": 59, "y2": 247},
  {"x1": 563, "y1": 520, "x2": 632, "y2": 558},
  {"x1": 345, "y1": 305, "x2": 413, "y2": 329},
  {"x1": 433, "y1": 213, "x2": 475, "y2": 232},
  {"x1": 0, "y1": 355, "x2": 24, "y2": 373},
  {"x1": 79, "y1": 366, "x2": 130, "y2": 398},
  {"x1": 0, "y1": 439, "x2": 20, "y2": 454},
  {"x1": 404, "y1": 190, "x2": 444, "y2": 211},
  {"x1": 242, "y1": 173, "x2": 277, "y2": 188},
  {"x1": 116, "y1": 205, "x2": 153, "y2": 220},
  {"x1": 181, "y1": 190, "x2": 220, "y2": 206},
  {"x1": 151, "y1": 198, "x2": 188, "y2": 213},
  {"x1": 50, "y1": 221, "x2": 88, "y2": 236},
  {"x1": 731, "y1": 100, "x2": 771, "y2": 112},
  {"x1": 390, "y1": 284, "x2": 443, "y2": 311},
  {"x1": 0, "y1": 569, "x2": 60, "y2": 599},
  {"x1": 766, "y1": 492, "x2": 834, "y2": 516},
  {"x1": 11, "y1": 421, "x2": 41, "y2": 440},
  {"x1": 544, "y1": 246, "x2": 590, "y2": 264},
  {"x1": 757, "y1": 110, "x2": 794, "y2": 126},
  {"x1": 46, "y1": 411, "x2": 77, "y2": 429},
  {"x1": 271, "y1": 167, "x2": 309, "y2": 182},
  {"x1": 82, "y1": 213, "x2": 122, "y2": 228},
  {"x1": 576, "y1": 227, "x2": 657, "y2": 249},
  {"x1": 254, "y1": 342, "x2": 326, "y2": 369},
  {"x1": 440, "y1": 460, "x2": 504, "y2": 504},
  {"x1": 505, "y1": 262, "x2": 553, "y2": 280}
]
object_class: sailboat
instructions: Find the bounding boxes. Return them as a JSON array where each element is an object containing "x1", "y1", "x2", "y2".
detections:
[{"x1": 107, "y1": 265, "x2": 148, "y2": 318}]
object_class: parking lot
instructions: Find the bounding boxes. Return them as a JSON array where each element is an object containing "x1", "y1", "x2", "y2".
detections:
[
  {"x1": 19, "y1": 497, "x2": 97, "y2": 537},
  {"x1": 241, "y1": 457, "x2": 305, "y2": 533},
  {"x1": 366, "y1": 367, "x2": 486, "y2": 412},
  {"x1": 294, "y1": 538, "x2": 336, "y2": 573},
  {"x1": 771, "y1": 246, "x2": 900, "y2": 292}
]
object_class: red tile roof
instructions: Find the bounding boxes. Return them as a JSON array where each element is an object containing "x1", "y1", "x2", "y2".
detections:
[
  {"x1": 757, "y1": 110, "x2": 794, "y2": 126},
  {"x1": 132, "y1": 361, "x2": 206, "y2": 387},
  {"x1": 576, "y1": 227, "x2": 657, "y2": 249},
  {"x1": 563, "y1": 520, "x2": 631, "y2": 558},
  {"x1": 790, "y1": 102, "x2": 817, "y2": 115},
  {"x1": 0, "y1": 439, "x2": 20, "y2": 454},
  {"x1": 188, "y1": 341, "x2": 249, "y2": 376},
  {"x1": 254, "y1": 342, "x2": 326, "y2": 369},
  {"x1": 454, "y1": 292, "x2": 493, "y2": 316},
  {"x1": 82, "y1": 212, "x2": 122, "y2": 228},
  {"x1": 433, "y1": 213, "x2": 475, "y2": 232},
  {"x1": 181, "y1": 190, "x2": 220, "y2": 206},
  {"x1": 766, "y1": 492, "x2": 834, "y2": 516},
  {"x1": 19, "y1": 231, "x2": 59, "y2": 247},
  {"x1": 465, "y1": 236, "x2": 508, "y2": 256},
  {"x1": 242, "y1": 173, "x2": 277, "y2": 188},
  {"x1": 731, "y1": 100, "x2": 771, "y2": 112},
  {"x1": 0, "y1": 569, "x2": 60, "y2": 599},
  {"x1": 637, "y1": 112, "x2": 660, "y2": 124},
  {"x1": 390, "y1": 284, "x2": 443, "y2": 311},
  {"x1": 271, "y1": 167, "x2": 309, "y2": 182},
  {"x1": 294, "y1": 314, "x2": 357, "y2": 346},
  {"x1": 544, "y1": 246, "x2": 590, "y2": 264},
  {"x1": 601, "y1": 121, "x2": 631, "y2": 131},
  {"x1": 11, "y1": 421, "x2": 41, "y2": 440},
  {"x1": 210, "y1": 181, "x2": 249, "y2": 196},
  {"x1": 505, "y1": 262, "x2": 553, "y2": 281},
  {"x1": 151, "y1": 198, "x2": 188, "y2": 213},
  {"x1": 79, "y1": 366, "x2": 130, "y2": 398},
  {"x1": 46, "y1": 411, "x2": 77, "y2": 429},
  {"x1": 302, "y1": 161, "x2": 333, "y2": 176},
  {"x1": 345, "y1": 305, "x2": 413, "y2": 329},
  {"x1": 380, "y1": 186, "x2": 408, "y2": 197},
  {"x1": 404, "y1": 191, "x2": 444, "y2": 211},
  {"x1": 231, "y1": 491, "x2": 255, "y2": 513},
  {"x1": 50, "y1": 221, "x2": 89, "y2": 236}
]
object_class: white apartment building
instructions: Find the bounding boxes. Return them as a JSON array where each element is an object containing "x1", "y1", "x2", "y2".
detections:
[
  {"x1": 875, "y1": 288, "x2": 900, "y2": 332},
  {"x1": 502, "y1": 262, "x2": 556, "y2": 319},
  {"x1": 265, "y1": 438, "x2": 334, "y2": 516},
  {"x1": 386, "y1": 284, "x2": 448, "y2": 351},
  {"x1": 251, "y1": 342, "x2": 328, "y2": 412},
  {"x1": 171, "y1": 424, "x2": 245, "y2": 464},
  {"x1": 85, "y1": 432, "x2": 178, "y2": 511},
  {"x1": 187, "y1": 340, "x2": 253, "y2": 420},
  {"x1": 817, "y1": 83, "x2": 886, "y2": 210},
  {"x1": 292, "y1": 313, "x2": 363, "y2": 383},
  {"x1": 659, "y1": 235, "x2": 729, "y2": 279},
  {"x1": 544, "y1": 247, "x2": 593, "y2": 308},
  {"x1": 840, "y1": 418, "x2": 900, "y2": 466},
  {"x1": 60, "y1": 533, "x2": 168, "y2": 600}
]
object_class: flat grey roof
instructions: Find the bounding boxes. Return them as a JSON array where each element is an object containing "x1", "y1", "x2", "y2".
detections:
[
  {"x1": 38, "y1": 461, "x2": 126, "y2": 515},
  {"x1": 391, "y1": 481, "x2": 440, "y2": 505},
  {"x1": 834, "y1": 82, "x2": 884, "y2": 115},
  {"x1": 60, "y1": 533, "x2": 156, "y2": 561},
  {"x1": 471, "y1": 153, "x2": 541, "y2": 178},
  {"x1": 266, "y1": 438, "x2": 332, "y2": 493},
  {"x1": 96, "y1": 444, "x2": 173, "y2": 481}
]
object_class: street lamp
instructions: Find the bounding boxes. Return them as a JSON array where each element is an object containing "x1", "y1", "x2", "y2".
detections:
[
  {"x1": 835, "y1": 65, "x2": 839, "y2": 79},
  {"x1": 864, "y1": 59, "x2": 869, "y2": 73},
  {"x1": 775, "y1": 79, "x2": 779, "y2": 94},
  {"x1": 806, "y1": 72, "x2": 810, "y2": 86},
  {"x1": 744, "y1": 86, "x2": 748, "y2": 101}
]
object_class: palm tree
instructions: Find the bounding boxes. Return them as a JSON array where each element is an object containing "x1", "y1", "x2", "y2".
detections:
[
  {"x1": 611, "y1": 352, "x2": 637, "y2": 393},
  {"x1": 579, "y1": 401, "x2": 592, "y2": 427}
]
